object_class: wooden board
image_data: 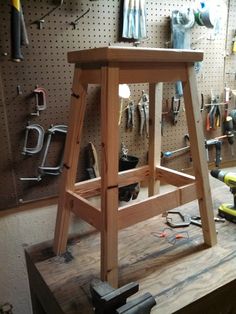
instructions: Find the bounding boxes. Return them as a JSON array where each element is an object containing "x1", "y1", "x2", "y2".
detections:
[
  {"x1": 68, "y1": 47, "x2": 203, "y2": 65},
  {"x1": 25, "y1": 174, "x2": 236, "y2": 314}
]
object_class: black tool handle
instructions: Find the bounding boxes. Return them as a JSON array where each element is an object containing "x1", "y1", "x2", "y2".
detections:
[
  {"x1": 215, "y1": 141, "x2": 222, "y2": 167},
  {"x1": 11, "y1": 0, "x2": 23, "y2": 61}
]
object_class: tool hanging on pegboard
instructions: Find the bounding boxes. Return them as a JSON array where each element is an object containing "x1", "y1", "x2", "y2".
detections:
[
  {"x1": 170, "y1": 96, "x2": 181, "y2": 125},
  {"x1": 138, "y1": 90, "x2": 149, "y2": 137},
  {"x1": 31, "y1": 86, "x2": 47, "y2": 116},
  {"x1": 11, "y1": 0, "x2": 29, "y2": 61},
  {"x1": 171, "y1": 8, "x2": 195, "y2": 98},
  {"x1": 121, "y1": 0, "x2": 147, "y2": 40},
  {"x1": 22, "y1": 122, "x2": 45, "y2": 155},
  {"x1": 20, "y1": 124, "x2": 67, "y2": 181},
  {"x1": 206, "y1": 93, "x2": 221, "y2": 131},
  {"x1": 126, "y1": 100, "x2": 135, "y2": 131}
]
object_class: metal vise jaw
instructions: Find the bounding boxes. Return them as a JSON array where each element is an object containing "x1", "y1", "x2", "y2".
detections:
[{"x1": 90, "y1": 278, "x2": 156, "y2": 314}]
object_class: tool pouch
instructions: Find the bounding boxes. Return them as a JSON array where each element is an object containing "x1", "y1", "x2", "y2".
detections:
[{"x1": 119, "y1": 155, "x2": 140, "y2": 202}]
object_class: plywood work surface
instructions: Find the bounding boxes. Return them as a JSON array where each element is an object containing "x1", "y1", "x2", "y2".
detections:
[{"x1": 25, "y1": 175, "x2": 236, "y2": 314}]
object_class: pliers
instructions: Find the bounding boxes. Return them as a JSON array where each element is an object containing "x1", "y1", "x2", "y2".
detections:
[
  {"x1": 126, "y1": 100, "x2": 135, "y2": 130},
  {"x1": 138, "y1": 91, "x2": 149, "y2": 137},
  {"x1": 171, "y1": 96, "x2": 181, "y2": 125}
]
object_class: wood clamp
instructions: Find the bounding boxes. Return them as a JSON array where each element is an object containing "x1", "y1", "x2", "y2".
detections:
[
  {"x1": 31, "y1": 86, "x2": 47, "y2": 116},
  {"x1": 22, "y1": 123, "x2": 45, "y2": 155},
  {"x1": 20, "y1": 124, "x2": 67, "y2": 181},
  {"x1": 90, "y1": 278, "x2": 156, "y2": 314},
  {"x1": 38, "y1": 125, "x2": 67, "y2": 176}
]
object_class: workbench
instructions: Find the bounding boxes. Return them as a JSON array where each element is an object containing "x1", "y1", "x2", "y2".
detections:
[{"x1": 25, "y1": 173, "x2": 236, "y2": 314}]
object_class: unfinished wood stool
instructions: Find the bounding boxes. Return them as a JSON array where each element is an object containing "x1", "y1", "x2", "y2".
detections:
[{"x1": 53, "y1": 47, "x2": 217, "y2": 288}]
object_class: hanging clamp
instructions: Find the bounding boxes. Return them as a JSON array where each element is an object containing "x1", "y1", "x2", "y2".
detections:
[
  {"x1": 38, "y1": 124, "x2": 67, "y2": 175},
  {"x1": 22, "y1": 123, "x2": 45, "y2": 155},
  {"x1": 31, "y1": 86, "x2": 47, "y2": 116}
]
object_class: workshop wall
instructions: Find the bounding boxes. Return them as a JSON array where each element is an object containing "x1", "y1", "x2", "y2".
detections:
[{"x1": 0, "y1": 0, "x2": 234, "y2": 210}]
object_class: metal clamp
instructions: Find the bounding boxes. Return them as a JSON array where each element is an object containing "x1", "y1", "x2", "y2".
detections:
[
  {"x1": 126, "y1": 100, "x2": 135, "y2": 130},
  {"x1": 38, "y1": 124, "x2": 67, "y2": 175},
  {"x1": 31, "y1": 86, "x2": 47, "y2": 116},
  {"x1": 22, "y1": 123, "x2": 45, "y2": 155}
]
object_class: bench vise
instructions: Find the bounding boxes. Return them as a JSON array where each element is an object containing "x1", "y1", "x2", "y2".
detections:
[{"x1": 90, "y1": 278, "x2": 156, "y2": 314}]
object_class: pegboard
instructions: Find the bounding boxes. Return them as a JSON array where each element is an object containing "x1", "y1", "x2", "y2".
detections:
[{"x1": 0, "y1": 0, "x2": 234, "y2": 210}]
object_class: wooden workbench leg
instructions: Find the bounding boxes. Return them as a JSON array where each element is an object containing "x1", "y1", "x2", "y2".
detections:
[
  {"x1": 183, "y1": 65, "x2": 217, "y2": 246},
  {"x1": 148, "y1": 83, "x2": 163, "y2": 196},
  {"x1": 53, "y1": 67, "x2": 88, "y2": 255},
  {"x1": 100, "y1": 66, "x2": 119, "y2": 287}
]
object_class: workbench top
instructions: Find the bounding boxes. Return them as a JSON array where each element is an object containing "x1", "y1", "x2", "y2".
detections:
[
  {"x1": 67, "y1": 46, "x2": 203, "y2": 65},
  {"x1": 25, "y1": 173, "x2": 236, "y2": 314}
]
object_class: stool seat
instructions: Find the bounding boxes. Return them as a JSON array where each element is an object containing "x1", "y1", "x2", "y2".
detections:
[{"x1": 53, "y1": 47, "x2": 217, "y2": 288}]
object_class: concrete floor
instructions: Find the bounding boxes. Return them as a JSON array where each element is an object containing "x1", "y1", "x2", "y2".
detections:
[{"x1": 0, "y1": 168, "x2": 233, "y2": 314}]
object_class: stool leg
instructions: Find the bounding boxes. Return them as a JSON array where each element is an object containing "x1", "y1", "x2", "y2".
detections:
[
  {"x1": 53, "y1": 68, "x2": 88, "y2": 255},
  {"x1": 100, "y1": 66, "x2": 119, "y2": 287},
  {"x1": 183, "y1": 65, "x2": 217, "y2": 246},
  {"x1": 148, "y1": 83, "x2": 163, "y2": 196}
]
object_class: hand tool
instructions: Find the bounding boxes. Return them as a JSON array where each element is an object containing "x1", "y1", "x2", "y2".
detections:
[
  {"x1": 166, "y1": 211, "x2": 225, "y2": 228},
  {"x1": 31, "y1": 86, "x2": 47, "y2": 116},
  {"x1": 166, "y1": 211, "x2": 202, "y2": 228},
  {"x1": 200, "y1": 93, "x2": 204, "y2": 112},
  {"x1": 20, "y1": 125, "x2": 67, "y2": 181},
  {"x1": 11, "y1": 0, "x2": 27, "y2": 61},
  {"x1": 171, "y1": 96, "x2": 181, "y2": 125},
  {"x1": 38, "y1": 125, "x2": 67, "y2": 176},
  {"x1": 162, "y1": 145, "x2": 190, "y2": 158},
  {"x1": 171, "y1": 8, "x2": 195, "y2": 98},
  {"x1": 22, "y1": 123, "x2": 45, "y2": 155},
  {"x1": 126, "y1": 100, "x2": 135, "y2": 130},
  {"x1": 138, "y1": 91, "x2": 149, "y2": 137},
  {"x1": 205, "y1": 138, "x2": 222, "y2": 167},
  {"x1": 184, "y1": 134, "x2": 192, "y2": 162},
  {"x1": 90, "y1": 278, "x2": 156, "y2": 314},
  {"x1": 223, "y1": 116, "x2": 234, "y2": 156},
  {"x1": 211, "y1": 169, "x2": 236, "y2": 223}
]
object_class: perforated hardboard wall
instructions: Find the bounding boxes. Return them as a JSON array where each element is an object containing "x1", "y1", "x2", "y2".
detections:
[{"x1": 0, "y1": 0, "x2": 233, "y2": 209}]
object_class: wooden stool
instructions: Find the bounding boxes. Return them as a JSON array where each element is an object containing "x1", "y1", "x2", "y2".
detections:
[{"x1": 53, "y1": 47, "x2": 217, "y2": 288}]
